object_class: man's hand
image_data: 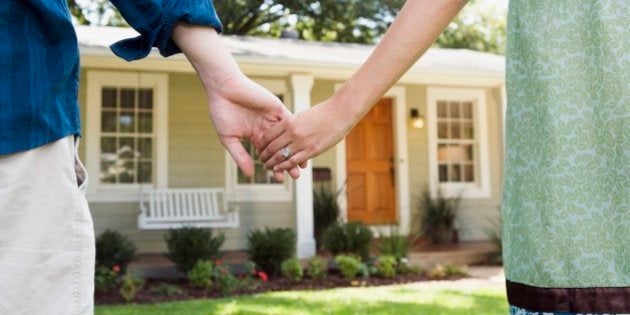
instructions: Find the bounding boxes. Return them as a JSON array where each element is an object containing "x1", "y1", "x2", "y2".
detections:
[{"x1": 172, "y1": 23, "x2": 300, "y2": 181}]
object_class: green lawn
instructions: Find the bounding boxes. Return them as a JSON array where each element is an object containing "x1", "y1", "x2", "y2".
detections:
[{"x1": 95, "y1": 282, "x2": 508, "y2": 315}]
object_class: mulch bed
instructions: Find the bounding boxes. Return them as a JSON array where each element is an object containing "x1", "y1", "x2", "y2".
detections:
[{"x1": 95, "y1": 272, "x2": 461, "y2": 305}]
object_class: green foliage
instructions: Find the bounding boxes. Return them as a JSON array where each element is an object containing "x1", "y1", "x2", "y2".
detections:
[
  {"x1": 435, "y1": 1, "x2": 507, "y2": 54},
  {"x1": 246, "y1": 227, "x2": 296, "y2": 277},
  {"x1": 164, "y1": 227, "x2": 225, "y2": 274},
  {"x1": 95, "y1": 229, "x2": 137, "y2": 273},
  {"x1": 119, "y1": 272, "x2": 144, "y2": 303},
  {"x1": 187, "y1": 260, "x2": 214, "y2": 289},
  {"x1": 377, "y1": 226, "x2": 408, "y2": 262},
  {"x1": 323, "y1": 222, "x2": 373, "y2": 261},
  {"x1": 213, "y1": 264, "x2": 240, "y2": 295},
  {"x1": 375, "y1": 255, "x2": 397, "y2": 278},
  {"x1": 313, "y1": 185, "x2": 341, "y2": 249},
  {"x1": 396, "y1": 261, "x2": 423, "y2": 276},
  {"x1": 416, "y1": 188, "x2": 461, "y2": 244},
  {"x1": 66, "y1": 0, "x2": 128, "y2": 26},
  {"x1": 334, "y1": 255, "x2": 362, "y2": 280},
  {"x1": 307, "y1": 256, "x2": 328, "y2": 279},
  {"x1": 148, "y1": 283, "x2": 183, "y2": 297},
  {"x1": 427, "y1": 264, "x2": 468, "y2": 280},
  {"x1": 281, "y1": 258, "x2": 304, "y2": 282},
  {"x1": 94, "y1": 266, "x2": 118, "y2": 291},
  {"x1": 484, "y1": 214, "x2": 503, "y2": 264}
]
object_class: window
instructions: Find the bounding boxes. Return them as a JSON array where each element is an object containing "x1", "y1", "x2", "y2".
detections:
[
  {"x1": 86, "y1": 71, "x2": 168, "y2": 202},
  {"x1": 226, "y1": 80, "x2": 292, "y2": 201},
  {"x1": 427, "y1": 88, "x2": 490, "y2": 198}
]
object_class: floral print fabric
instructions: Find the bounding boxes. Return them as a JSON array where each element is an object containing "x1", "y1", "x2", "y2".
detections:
[{"x1": 502, "y1": 1, "x2": 629, "y2": 288}]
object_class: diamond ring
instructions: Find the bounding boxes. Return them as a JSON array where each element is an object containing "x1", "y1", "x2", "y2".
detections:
[{"x1": 281, "y1": 146, "x2": 292, "y2": 159}]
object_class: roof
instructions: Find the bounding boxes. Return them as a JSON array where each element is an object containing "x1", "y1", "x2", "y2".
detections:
[{"x1": 76, "y1": 25, "x2": 505, "y2": 77}]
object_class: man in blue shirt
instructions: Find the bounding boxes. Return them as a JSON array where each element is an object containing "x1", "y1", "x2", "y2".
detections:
[{"x1": 0, "y1": 1, "x2": 300, "y2": 313}]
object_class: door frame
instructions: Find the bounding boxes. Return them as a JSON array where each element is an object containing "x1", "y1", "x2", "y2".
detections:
[{"x1": 334, "y1": 85, "x2": 410, "y2": 235}]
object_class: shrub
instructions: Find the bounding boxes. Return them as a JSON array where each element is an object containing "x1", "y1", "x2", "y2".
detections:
[
  {"x1": 96, "y1": 229, "x2": 137, "y2": 273},
  {"x1": 213, "y1": 264, "x2": 239, "y2": 295},
  {"x1": 375, "y1": 255, "x2": 397, "y2": 278},
  {"x1": 483, "y1": 214, "x2": 503, "y2": 264},
  {"x1": 417, "y1": 188, "x2": 461, "y2": 244},
  {"x1": 242, "y1": 261, "x2": 257, "y2": 278},
  {"x1": 246, "y1": 227, "x2": 296, "y2": 276},
  {"x1": 396, "y1": 258, "x2": 423, "y2": 276},
  {"x1": 164, "y1": 227, "x2": 225, "y2": 273},
  {"x1": 281, "y1": 258, "x2": 303, "y2": 282},
  {"x1": 307, "y1": 256, "x2": 327, "y2": 279},
  {"x1": 378, "y1": 234, "x2": 408, "y2": 262},
  {"x1": 334, "y1": 255, "x2": 362, "y2": 280},
  {"x1": 187, "y1": 260, "x2": 214, "y2": 289},
  {"x1": 148, "y1": 283, "x2": 183, "y2": 297},
  {"x1": 313, "y1": 185, "x2": 341, "y2": 249},
  {"x1": 94, "y1": 266, "x2": 118, "y2": 291},
  {"x1": 323, "y1": 222, "x2": 373, "y2": 261},
  {"x1": 119, "y1": 272, "x2": 144, "y2": 303},
  {"x1": 427, "y1": 264, "x2": 468, "y2": 280}
]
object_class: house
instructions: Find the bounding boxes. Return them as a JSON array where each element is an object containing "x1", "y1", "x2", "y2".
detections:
[{"x1": 76, "y1": 26, "x2": 506, "y2": 259}]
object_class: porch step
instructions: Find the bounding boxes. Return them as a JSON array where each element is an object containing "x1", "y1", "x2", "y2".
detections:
[{"x1": 407, "y1": 241, "x2": 498, "y2": 270}]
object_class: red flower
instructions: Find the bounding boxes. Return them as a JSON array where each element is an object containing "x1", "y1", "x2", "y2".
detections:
[
  {"x1": 257, "y1": 271, "x2": 268, "y2": 282},
  {"x1": 214, "y1": 259, "x2": 222, "y2": 266},
  {"x1": 112, "y1": 265, "x2": 121, "y2": 273}
]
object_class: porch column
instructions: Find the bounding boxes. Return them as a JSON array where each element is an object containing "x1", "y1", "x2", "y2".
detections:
[{"x1": 291, "y1": 74, "x2": 316, "y2": 259}]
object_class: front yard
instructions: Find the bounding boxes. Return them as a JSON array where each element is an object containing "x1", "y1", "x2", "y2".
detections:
[{"x1": 96, "y1": 279, "x2": 508, "y2": 315}]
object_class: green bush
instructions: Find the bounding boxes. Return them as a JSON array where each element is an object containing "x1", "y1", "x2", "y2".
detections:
[
  {"x1": 187, "y1": 260, "x2": 214, "y2": 289},
  {"x1": 323, "y1": 222, "x2": 373, "y2": 261},
  {"x1": 281, "y1": 258, "x2": 303, "y2": 282},
  {"x1": 164, "y1": 227, "x2": 225, "y2": 273},
  {"x1": 96, "y1": 229, "x2": 137, "y2": 272},
  {"x1": 246, "y1": 227, "x2": 296, "y2": 276},
  {"x1": 94, "y1": 266, "x2": 118, "y2": 291},
  {"x1": 396, "y1": 258, "x2": 423, "y2": 275},
  {"x1": 417, "y1": 188, "x2": 461, "y2": 244},
  {"x1": 334, "y1": 255, "x2": 362, "y2": 280},
  {"x1": 213, "y1": 264, "x2": 240, "y2": 295},
  {"x1": 307, "y1": 256, "x2": 327, "y2": 279},
  {"x1": 313, "y1": 185, "x2": 341, "y2": 249},
  {"x1": 375, "y1": 255, "x2": 397, "y2": 278},
  {"x1": 377, "y1": 233, "x2": 408, "y2": 262},
  {"x1": 148, "y1": 283, "x2": 183, "y2": 297},
  {"x1": 427, "y1": 264, "x2": 468, "y2": 280},
  {"x1": 119, "y1": 272, "x2": 144, "y2": 303}
]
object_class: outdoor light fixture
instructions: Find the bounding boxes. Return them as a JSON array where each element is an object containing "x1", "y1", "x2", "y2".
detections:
[{"x1": 410, "y1": 108, "x2": 425, "y2": 129}]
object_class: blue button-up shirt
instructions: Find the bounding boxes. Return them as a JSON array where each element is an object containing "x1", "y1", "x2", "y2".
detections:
[{"x1": 0, "y1": 0, "x2": 222, "y2": 155}]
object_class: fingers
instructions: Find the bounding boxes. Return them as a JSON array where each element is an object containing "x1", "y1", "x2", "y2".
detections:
[
  {"x1": 224, "y1": 139, "x2": 254, "y2": 177},
  {"x1": 259, "y1": 131, "x2": 292, "y2": 162},
  {"x1": 273, "y1": 151, "x2": 309, "y2": 173},
  {"x1": 273, "y1": 170, "x2": 285, "y2": 183},
  {"x1": 288, "y1": 167, "x2": 301, "y2": 180},
  {"x1": 264, "y1": 145, "x2": 293, "y2": 169}
]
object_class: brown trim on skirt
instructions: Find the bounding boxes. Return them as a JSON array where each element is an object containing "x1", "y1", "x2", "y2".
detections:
[{"x1": 506, "y1": 280, "x2": 630, "y2": 313}]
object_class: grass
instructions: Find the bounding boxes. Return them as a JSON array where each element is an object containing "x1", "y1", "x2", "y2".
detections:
[{"x1": 95, "y1": 282, "x2": 508, "y2": 315}]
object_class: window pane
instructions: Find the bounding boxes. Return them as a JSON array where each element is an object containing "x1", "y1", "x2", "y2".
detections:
[
  {"x1": 137, "y1": 138, "x2": 152, "y2": 159},
  {"x1": 464, "y1": 164, "x2": 475, "y2": 182},
  {"x1": 138, "y1": 88, "x2": 153, "y2": 109},
  {"x1": 450, "y1": 164, "x2": 461, "y2": 182},
  {"x1": 449, "y1": 102, "x2": 460, "y2": 118},
  {"x1": 451, "y1": 123, "x2": 461, "y2": 139},
  {"x1": 464, "y1": 145, "x2": 474, "y2": 161},
  {"x1": 254, "y1": 164, "x2": 267, "y2": 184},
  {"x1": 439, "y1": 165, "x2": 448, "y2": 182},
  {"x1": 118, "y1": 160, "x2": 135, "y2": 183},
  {"x1": 118, "y1": 112, "x2": 135, "y2": 133},
  {"x1": 100, "y1": 161, "x2": 116, "y2": 183},
  {"x1": 101, "y1": 111, "x2": 117, "y2": 132},
  {"x1": 138, "y1": 112, "x2": 153, "y2": 134},
  {"x1": 462, "y1": 122, "x2": 474, "y2": 139},
  {"x1": 237, "y1": 169, "x2": 251, "y2": 184},
  {"x1": 120, "y1": 88, "x2": 136, "y2": 109},
  {"x1": 437, "y1": 144, "x2": 449, "y2": 162},
  {"x1": 462, "y1": 102, "x2": 473, "y2": 118},
  {"x1": 101, "y1": 137, "x2": 116, "y2": 154},
  {"x1": 138, "y1": 161, "x2": 152, "y2": 183},
  {"x1": 119, "y1": 137, "x2": 135, "y2": 159},
  {"x1": 437, "y1": 101, "x2": 448, "y2": 118},
  {"x1": 438, "y1": 122, "x2": 449, "y2": 139},
  {"x1": 102, "y1": 88, "x2": 117, "y2": 109}
]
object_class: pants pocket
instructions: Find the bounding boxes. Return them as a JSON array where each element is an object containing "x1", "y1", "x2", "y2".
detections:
[{"x1": 73, "y1": 137, "x2": 88, "y2": 192}]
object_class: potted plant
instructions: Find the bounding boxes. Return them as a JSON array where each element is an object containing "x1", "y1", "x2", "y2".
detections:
[{"x1": 418, "y1": 188, "x2": 461, "y2": 244}]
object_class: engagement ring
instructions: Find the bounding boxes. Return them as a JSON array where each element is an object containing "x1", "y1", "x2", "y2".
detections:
[{"x1": 281, "y1": 147, "x2": 291, "y2": 159}]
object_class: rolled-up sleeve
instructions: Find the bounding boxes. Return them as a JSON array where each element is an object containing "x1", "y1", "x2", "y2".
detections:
[{"x1": 109, "y1": 0, "x2": 222, "y2": 61}]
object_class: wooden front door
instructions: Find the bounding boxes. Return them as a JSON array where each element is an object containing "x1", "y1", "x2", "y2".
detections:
[{"x1": 346, "y1": 98, "x2": 396, "y2": 224}]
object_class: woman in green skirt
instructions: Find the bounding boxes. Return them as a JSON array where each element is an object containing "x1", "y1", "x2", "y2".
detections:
[{"x1": 257, "y1": 1, "x2": 629, "y2": 313}]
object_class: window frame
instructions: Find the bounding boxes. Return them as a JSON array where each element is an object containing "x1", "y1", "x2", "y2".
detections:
[
  {"x1": 427, "y1": 87, "x2": 491, "y2": 199},
  {"x1": 225, "y1": 79, "x2": 293, "y2": 202},
  {"x1": 85, "y1": 71, "x2": 168, "y2": 202}
]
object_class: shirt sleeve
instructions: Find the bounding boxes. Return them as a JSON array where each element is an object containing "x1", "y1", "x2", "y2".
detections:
[{"x1": 108, "y1": 0, "x2": 223, "y2": 61}]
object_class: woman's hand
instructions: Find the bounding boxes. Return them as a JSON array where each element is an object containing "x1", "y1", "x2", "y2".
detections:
[{"x1": 255, "y1": 96, "x2": 357, "y2": 172}]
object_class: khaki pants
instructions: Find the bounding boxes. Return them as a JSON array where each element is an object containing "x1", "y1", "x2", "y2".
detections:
[{"x1": 0, "y1": 136, "x2": 94, "y2": 314}]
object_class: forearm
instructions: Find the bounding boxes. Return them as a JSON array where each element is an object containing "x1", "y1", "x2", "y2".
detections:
[
  {"x1": 335, "y1": 0, "x2": 467, "y2": 122},
  {"x1": 172, "y1": 23, "x2": 242, "y2": 91}
]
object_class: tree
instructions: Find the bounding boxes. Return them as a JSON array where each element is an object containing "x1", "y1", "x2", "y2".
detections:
[{"x1": 66, "y1": 0, "x2": 127, "y2": 27}]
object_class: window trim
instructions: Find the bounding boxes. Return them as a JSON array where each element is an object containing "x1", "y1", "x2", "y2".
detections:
[
  {"x1": 85, "y1": 71, "x2": 168, "y2": 202},
  {"x1": 427, "y1": 87, "x2": 491, "y2": 199},
  {"x1": 225, "y1": 79, "x2": 293, "y2": 202}
]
